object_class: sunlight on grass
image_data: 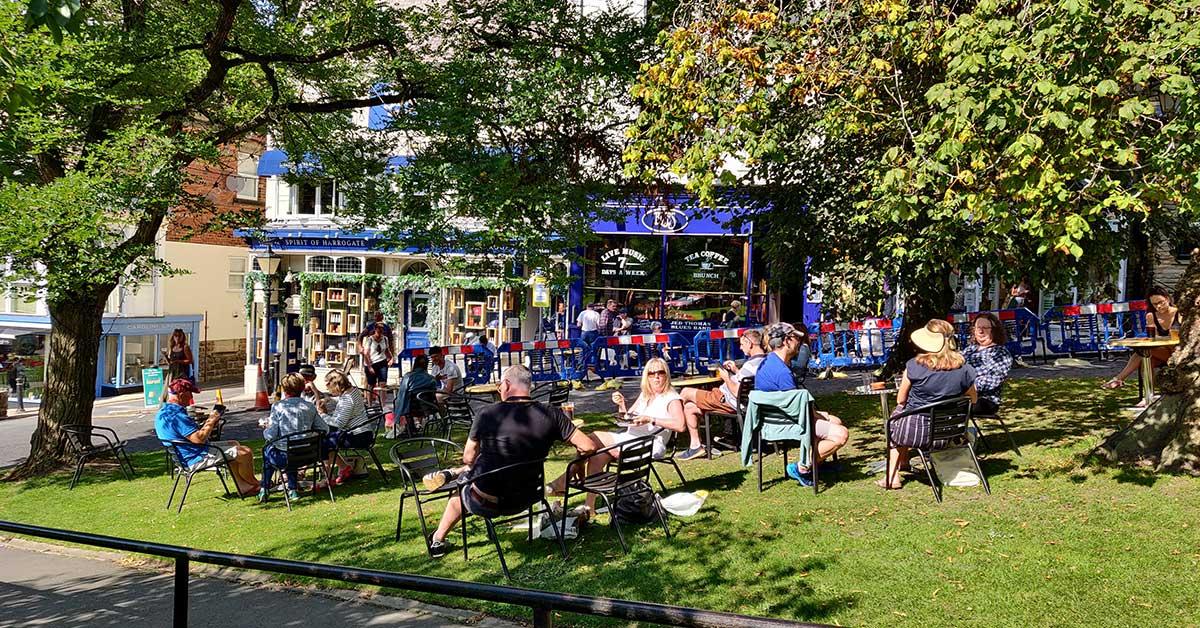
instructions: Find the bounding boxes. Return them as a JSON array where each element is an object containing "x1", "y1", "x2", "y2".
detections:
[{"x1": 2, "y1": 377, "x2": 1198, "y2": 627}]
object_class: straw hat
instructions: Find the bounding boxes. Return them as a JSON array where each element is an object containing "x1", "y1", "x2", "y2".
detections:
[{"x1": 910, "y1": 327, "x2": 948, "y2": 353}]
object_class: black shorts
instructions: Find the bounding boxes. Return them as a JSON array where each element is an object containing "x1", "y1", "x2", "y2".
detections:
[{"x1": 365, "y1": 361, "x2": 389, "y2": 386}]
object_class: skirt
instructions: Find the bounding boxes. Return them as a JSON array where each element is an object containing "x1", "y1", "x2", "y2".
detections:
[{"x1": 889, "y1": 413, "x2": 931, "y2": 449}]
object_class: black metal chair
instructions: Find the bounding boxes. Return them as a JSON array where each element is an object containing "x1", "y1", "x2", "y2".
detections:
[
  {"x1": 970, "y1": 408, "x2": 1021, "y2": 457},
  {"x1": 749, "y1": 390, "x2": 831, "y2": 495},
  {"x1": 262, "y1": 429, "x2": 335, "y2": 511},
  {"x1": 563, "y1": 431, "x2": 671, "y2": 554},
  {"x1": 442, "y1": 393, "x2": 476, "y2": 440},
  {"x1": 60, "y1": 425, "x2": 135, "y2": 489},
  {"x1": 330, "y1": 409, "x2": 389, "y2": 481},
  {"x1": 162, "y1": 440, "x2": 245, "y2": 513},
  {"x1": 458, "y1": 458, "x2": 567, "y2": 580},
  {"x1": 390, "y1": 438, "x2": 464, "y2": 556},
  {"x1": 649, "y1": 428, "x2": 686, "y2": 492},
  {"x1": 886, "y1": 397, "x2": 990, "y2": 503},
  {"x1": 700, "y1": 376, "x2": 754, "y2": 459}
]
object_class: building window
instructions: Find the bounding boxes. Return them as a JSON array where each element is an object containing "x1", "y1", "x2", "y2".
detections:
[
  {"x1": 228, "y1": 257, "x2": 247, "y2": 290},
  {"x1": 122, "y1": 334, "x2": 158, "y2": 385},
  {"x1": 10, "y1": 285, "x2": 37, "y2": 314},
  {"x1": 233, "y1": 152, "x2": 259, "y2": 201},
  {"x1": 335, "y1": 257, "x2": 363, "y2": 274},
  {"x1": 307, "y1": 256, "x2": 335, "y2": 273},
  {"x1": 293, "y1": 180, "x2": 340, "y2": 215}
]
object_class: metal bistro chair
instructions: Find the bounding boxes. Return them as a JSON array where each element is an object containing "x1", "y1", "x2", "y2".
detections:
[
  {"x1": 886, "y1": 397, "x2": 991, "y2": 503},
  {"x1": 700, "y1": 376, "x2": 754, "y2": 459},
  {"x1": 649, "y1": 428, "x2": 686, "y2": 492},
  {"x1": 331, "y1": 409, "x2": 389, "y2": 481},
  {"x1": 60, "y1": 425, "x2": 135, "y2": 489},
  {"x1": 970, "y1": 400, "x2": 1021, "y2": 458},
  {"x1": 442, "y1": 393, "x2": 477, "y2": 440},
  {"x1": 162, "y1": 440, "x2": 245, "y2": 513},
  {"x1": 262, "y1": 429, "x2": 336, "y2": 511},
  {"x1": 459, "y1": 458, "x2": 568, "y2": 581},
  {"x1": 752, "y1": 391, "x2": 833, "y2": 495},
  {"x1": 390, "y1": 438, "x2": 465, "y2": 556},
  {"x1": 564, "y1": 431, "x2": 671, "y2": 554}
]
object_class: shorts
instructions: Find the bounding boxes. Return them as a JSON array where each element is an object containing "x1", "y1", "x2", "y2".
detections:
[
  {"x1": 692, "y1": 387, "x2": 734, "y2": 414},
  {"x1": 812, "y1": 417, "x2": 836, "y2": 439},
  {"x1": 613, "y1": 429, "x2": 667, "y2": 459},
  {"x1": 190, "y1": 441, "x2": 240, "y2": 471},
  {"x1": 365, "y1": 361, "x2": 389, "y2": 387},
  {"x1": 464, "y1": 485, "x2": 524, "y2": 519}
]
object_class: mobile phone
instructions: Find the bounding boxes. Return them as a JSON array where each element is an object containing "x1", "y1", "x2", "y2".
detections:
[{"x1": 213, "y1": 404, "x2": 227, "y2": 416}]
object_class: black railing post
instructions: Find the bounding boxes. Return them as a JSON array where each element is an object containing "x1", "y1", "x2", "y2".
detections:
[
  {"x1": 174, "y1": 556, "x2": 189, "y2": 627},
  {"x1": 532, "y1": 607, "x2": 552, "y2": 628}
]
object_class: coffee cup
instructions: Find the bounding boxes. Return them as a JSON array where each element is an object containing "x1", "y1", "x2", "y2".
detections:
[{"x1": 561, "y1": 402, "x2": 575, "y2": 421}]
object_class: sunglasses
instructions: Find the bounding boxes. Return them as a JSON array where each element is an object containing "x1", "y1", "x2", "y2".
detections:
[{"x1": 647, "y1": 370, "x2": 668, "y2": 377}]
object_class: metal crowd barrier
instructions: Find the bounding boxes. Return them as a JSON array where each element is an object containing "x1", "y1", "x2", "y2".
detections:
[
  {"x1": 692, "y1": 328, "x2": 750, "y2": 373},
  {"x1": 947, "y1": 308, "x2": 1041, "y2": 357},
  {"x1": 1042, "y1": 300, "x2": 1148, "y2": 355},
  {"x1": 495, "y1": 339, "x2": 587, "y2": 382},
  {"x1": 0, "y1": 520, "x2": 827, "y2": 628},
  {"x1": 808, "y1": 318, "x2": 899, "y2": 369},
  {"x1": 398, "y1": 344, "x2": 495, "y2": 385},
  {"x1": 593, "y1": 333, "x2": 692, "y2": 379}
]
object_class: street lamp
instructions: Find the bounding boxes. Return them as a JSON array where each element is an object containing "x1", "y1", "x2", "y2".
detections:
[{"x1": 257, "y1": 244, "x2": 282, "y2": 393}]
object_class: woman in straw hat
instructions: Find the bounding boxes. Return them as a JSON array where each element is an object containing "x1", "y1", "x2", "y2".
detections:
[{"x1": 879, "y1": 319, "x2": 978, "y2": 490}]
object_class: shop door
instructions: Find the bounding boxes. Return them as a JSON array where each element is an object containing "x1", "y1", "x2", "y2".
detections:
[
  {"x1": 405, "y1": 292, "x2": 431, "y2": 349},
  {"x1": 285, "y1": 313, "x2": 303, "y2": 371}
]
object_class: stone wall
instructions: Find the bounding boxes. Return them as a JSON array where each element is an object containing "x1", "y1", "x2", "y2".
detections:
[{"x1": 200, "y1": 338, "x2": 246, "y2": 384}]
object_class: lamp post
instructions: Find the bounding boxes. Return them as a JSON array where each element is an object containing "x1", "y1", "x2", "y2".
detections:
[{"x1": 257, "y1": 244, "x2": 282, "y2": 394}]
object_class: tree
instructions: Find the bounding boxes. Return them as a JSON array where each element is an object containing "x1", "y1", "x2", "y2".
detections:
[{"x1": 627, "y1": 0, "x2": 1200, "y2": 470}]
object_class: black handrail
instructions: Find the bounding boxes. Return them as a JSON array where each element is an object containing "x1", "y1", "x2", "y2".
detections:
[{"x1": 0, "y1": 520, "x2": 831, "y2": 628}]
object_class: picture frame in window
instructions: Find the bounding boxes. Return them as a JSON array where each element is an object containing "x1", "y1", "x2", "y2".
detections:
[
  {"x1": 486, "y1": 295, "x2": 499, "y2": 311},
  {"x1": 311, "y1": 291, "x2": 325, "y2": 310},
  {"x1": 347, "y1": 314, "x2": 360, "y2": 335},
  {"x1": 348, "y1": 292, "x2": 360, "y2": 308},
  {"x1": 327, "y1": 287, "x2": 346, "y2": 302},
  {"x1": 311, "y1": 332, "x2": 324, "y2": 352},
  {"x1": 503, "y1": 290, "x2": 514, "y2": 311},
  {"x1": 346, "y1": 339, "x2": 357, "y2": 355},
  {"x1": 451, "y1": 289, "x2": 465, "y2": 309},
  {"x1": 309, "y1": 316, "x2": 321, "y2": 333},
  {"x1": 464, "y1": 301, "x2": 486, "y2": 329},
  {"x1": 325, "y1": 348, "x2": 343, "y2": 364},
  {"x1": 326, "y1": 310, "x2": 345, "y2": 335}
]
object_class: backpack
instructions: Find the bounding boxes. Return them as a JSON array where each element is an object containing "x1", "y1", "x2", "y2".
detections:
[{"x1": 612, "y1": 488, "x2": 662, "y2": 525}]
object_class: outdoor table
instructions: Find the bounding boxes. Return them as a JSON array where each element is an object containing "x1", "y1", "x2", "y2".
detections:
[
  {"x1": 673, "y1": 375, "x2": 722, "y2": 390},
  {"x1": 1109, "y1": 337, "x2": 1179, "y2": 409},
  {"x1": 464, "y1": 383, "x2": 500, "y2": 401},
  {"x1": 845, "y1": 383, "x2": 897, "y2": 474}
]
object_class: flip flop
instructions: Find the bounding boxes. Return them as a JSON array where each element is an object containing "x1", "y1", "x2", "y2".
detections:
[
  {"x1": 875, "y1": 478, "x2": 903, "y2": 490},
  {"x1": 1101, "y1": 379, "x2": 1124, "y2": 389}
]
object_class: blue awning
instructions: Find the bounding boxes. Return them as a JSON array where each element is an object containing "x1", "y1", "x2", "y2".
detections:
[
  {"x1": 257, "y1": 149, "x2": 288, "y2": 176},
  {"x1": 257, "y1": 150, "x2": 411, "y2": 176}
]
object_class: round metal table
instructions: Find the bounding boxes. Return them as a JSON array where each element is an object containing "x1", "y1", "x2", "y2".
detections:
[{"x1": 1109, "y1": 337, "x2": 1179, "y2": 408}]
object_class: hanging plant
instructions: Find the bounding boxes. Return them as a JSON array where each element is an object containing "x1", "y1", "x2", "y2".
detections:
[
  {"x1": 295, "y1": 272, "x2": 387, "y2": 319},
  {"x1": 242, "y1": 271, "x2": 268, "y2": 317}
]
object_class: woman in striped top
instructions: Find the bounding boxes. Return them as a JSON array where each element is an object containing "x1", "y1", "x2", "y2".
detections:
[{"x1": 318, "y1": 370, "x2": 366, "y2": 485}]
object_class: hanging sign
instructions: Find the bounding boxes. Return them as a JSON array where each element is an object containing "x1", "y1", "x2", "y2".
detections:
[{"x1": 531, "y1": 276, "x2": 551, "y2": 308}]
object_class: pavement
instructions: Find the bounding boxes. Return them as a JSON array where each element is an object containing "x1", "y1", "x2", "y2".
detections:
[{"x1": 0, "y1": 538, "x2": 514, "y2": 628}]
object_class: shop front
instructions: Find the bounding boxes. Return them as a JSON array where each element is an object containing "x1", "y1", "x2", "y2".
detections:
[{"x1": 96, "y1": 316, "x2": 203, "y2": 397}]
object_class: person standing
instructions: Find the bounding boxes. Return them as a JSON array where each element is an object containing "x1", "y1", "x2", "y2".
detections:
[
  {"x1": 361, "y1": 325, "x2": 393, "y2": 406},
  {"x1": 577, "y1": 302, "x2": 601, "y2": 380},
  {"x1": 597, "y1": 299, "x2": 619, "y2": 337},
  {"x1": 721, "y1": 300, "x2": 742, "y2": 329},
  {"x1": 164, "y1": 329, "x2": 194, "y2": 382}
]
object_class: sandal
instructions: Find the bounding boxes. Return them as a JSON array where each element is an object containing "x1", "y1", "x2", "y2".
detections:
[
  {"x1": 1101, "y1": 378, "x2": 1124, "y2": 389},
  {"x1": 875, "y1": 478, "x2": 903, "y2": 490}
]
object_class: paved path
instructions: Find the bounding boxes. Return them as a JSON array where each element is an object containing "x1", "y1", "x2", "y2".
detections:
[{"x1": 0, "y1": 540, "x2": 511, "y2": 628}]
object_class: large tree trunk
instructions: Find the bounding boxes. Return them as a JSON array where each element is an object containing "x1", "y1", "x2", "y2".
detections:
[
  {"x1": 882, "y1": 264, "x2": 955, "y2": 377},
  {"x1": 5, "y1": 292, "x2": 109, "y2": 480},
  {"x1": 1099, "y1": 249, "x2": 1200, "y2": 474}
]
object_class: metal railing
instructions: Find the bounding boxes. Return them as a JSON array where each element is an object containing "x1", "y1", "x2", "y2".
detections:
[{"x1": 0, "y1": 520, "x2": 831, "y2": 628}]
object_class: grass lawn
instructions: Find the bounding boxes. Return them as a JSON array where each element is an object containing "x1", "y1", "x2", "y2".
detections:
[{"x1": 2, "y1": 377, "x2": 1198, "y2": 627}]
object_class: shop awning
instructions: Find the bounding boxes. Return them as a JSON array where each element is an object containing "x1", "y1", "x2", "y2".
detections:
[
  {"x1": 256, "y1": 150, "x2": 412, "y2": 176},
  {"x1": 0, "y1": 323, "x2": 50, "y2": 340}
]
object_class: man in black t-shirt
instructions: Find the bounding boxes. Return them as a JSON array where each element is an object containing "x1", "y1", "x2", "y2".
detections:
[{"x1": 427, "y1": 365, "x2": 594, "y2": 557}]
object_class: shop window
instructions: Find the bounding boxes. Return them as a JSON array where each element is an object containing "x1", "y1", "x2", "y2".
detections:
[
  {"x1": 307, "y1": 256, "x2": 335, "y2": 273},
  {"x1": 293, "y1": 180, "x2": 339, "y2": 215},
  {"x1": 584, "y1": 235, "x2": 663, "y2": 293},
  {"x1": 233, "y1": 152, "x2": 259, "y2": 201},
  {"x1": 335, "y1": 257, "x2": 363, "y2": 274},
  {"x1": 403, "y1": 261, "x2": 431, "y2": 275},
  {"x1": 122, "y1": 335, "x2": 159, "y2": 386},
  {"x1": 103, "y1": 335, "x2": 118, "y2": 386},
  {"x1": 365, "y1": 257, "x2": 384, "y2": 274},
  {"x1": 228, "y1": 257, "x2": 247, "y2": 290}
]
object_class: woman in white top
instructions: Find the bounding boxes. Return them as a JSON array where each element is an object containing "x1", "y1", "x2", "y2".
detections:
[{"x1": 554, "y1": 358, "x2": 685, "y2": 514}]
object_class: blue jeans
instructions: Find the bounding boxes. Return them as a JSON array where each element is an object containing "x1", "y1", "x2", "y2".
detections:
[
  {"x1": 580, "y1": 330, "x2": 599, "y2": 376},
  {"x1": 261, "y1": 445, "x2": 299, "y2": 491}
]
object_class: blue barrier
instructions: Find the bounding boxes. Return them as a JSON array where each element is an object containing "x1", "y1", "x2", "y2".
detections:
[
  {"x1": 947, "y1": 308, "x2": 1041, "y2": 357},
  {"x1": 593, "y1": 333, "x2": 692, "y2": 379},
  {"x1": 1042, "y1": 300, "x2": 1148, "y2": 355},
  {"x1": 807, "y1": 318, "x2": 900, "y2": 369},
  {"x1": 398, "y1": 345, "x2": 495, "y2": 385},
  {"x1": 495, "y1": 339, "x2": 587, "y2": 382},
  {"x1": 691, "y1": 328, "x2": 751, "y2": 374}
]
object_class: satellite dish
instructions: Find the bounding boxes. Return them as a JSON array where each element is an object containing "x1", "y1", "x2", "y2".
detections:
[{"x1": 225, "y1": 175, "x2": 246, "y2": 192}]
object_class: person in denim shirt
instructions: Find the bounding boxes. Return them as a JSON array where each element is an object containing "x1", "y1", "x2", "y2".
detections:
[
  {"x1": 962, "y1": 312, "x2": 1013, "y2": 415},
  {"x1": 259, "y1": 373, "x2": 328, "y2": 503}
]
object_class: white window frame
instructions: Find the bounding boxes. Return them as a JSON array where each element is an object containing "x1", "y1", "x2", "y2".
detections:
[
  {"x1": 234, "y1": 152, "x2": 259, "y2": 201},
  {"x1": 229, "y1": 256, "x2": 247, "y2": 291},
  {"x1": 291, "y1": 180, "x2": 342, "y2": 216}
]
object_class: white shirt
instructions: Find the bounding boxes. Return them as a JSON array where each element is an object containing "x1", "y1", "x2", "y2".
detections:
[
  {"x1": 362, "y1": 335, "x2": 390, "y2": 364},
  {"x1": 721, "y1": 354, "x2": 766, "y2": 408},
  {"x1": 429, "y1": 361, "x2": 462, "y2": 391},
  {"x1": 577, "y1": 308, "x2": 600, "y2": 332},
  {"x1": 624, "y1": 390, "x2": 682, "y2": 455}
]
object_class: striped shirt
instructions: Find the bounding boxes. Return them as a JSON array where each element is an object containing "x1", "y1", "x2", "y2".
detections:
[{"x1": 320, "y1": 387, "x2": 366, "y2": 431}]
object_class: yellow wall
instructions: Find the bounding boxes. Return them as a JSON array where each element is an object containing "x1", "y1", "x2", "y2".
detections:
[{"x1": 161, "y1": 241, "x2": 248, "y2": 341}]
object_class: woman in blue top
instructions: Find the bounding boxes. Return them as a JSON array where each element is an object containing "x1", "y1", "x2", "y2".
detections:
[
  {"x1": 259, "y1": 372, "x2": 328, "y2": 503},
  {"x1": 880, "y1": 319, "x2": 977, "y2": 490}
]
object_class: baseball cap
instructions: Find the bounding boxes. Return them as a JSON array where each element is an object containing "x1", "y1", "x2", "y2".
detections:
[{"x1": 297, "y1": 364, "x2": 317, "y2": 378}]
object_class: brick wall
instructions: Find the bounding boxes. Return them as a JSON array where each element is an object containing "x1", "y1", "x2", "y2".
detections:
[
  {"x1": 199, "y1": 338, "x2": 246, "y2": 384},
  {"x1": 167, "y1": 140, "x2": 266, "y2": 247}
]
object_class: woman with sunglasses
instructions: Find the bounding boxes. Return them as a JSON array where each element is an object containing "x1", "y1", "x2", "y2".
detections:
[
  {"x1": 961, "y1": 312, "x2": 1013, "y2": 416},
  {"x1": 1103, "y1": 286, "x2": 1178, "y2": 391}
]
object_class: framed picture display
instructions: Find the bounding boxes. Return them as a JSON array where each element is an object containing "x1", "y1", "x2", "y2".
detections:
[
  {"x1": 327, "y1": 287, "x2": 346, "y2": 302},
  {"x1": 346, "y1": 339, "x2": 357, "y2": 355},
  {"x1": 311, "y1": 290, "x2": 325, "y2": 310},
  {"x1": 486, "y1": 295, "x2": 500, "y2": 311},
  {"x1": 326, "y1": 310, "x2": 345, "y2": 335},
  {"x1": 311, "y1": 332, "x2": 324, "y2": 351},
  {"x1": 309, "y1": 317, "x2": 321, "y2": 333},
  {"x1": 464, "y1": 301, "x2": 486, "y2": 329},
  {"x1": 451, "y1": 289, "x2": 465, "y2": 309},
  {"x1": 348, "y1": 292, "x2": 360, "y2": 308},
  {"x1": 325, "y1": 349, "x2": 343, "y2": 364},
  {"x1": 503, "y1": 290, "x2": 514, "y2": 311},
  {"x1": 288, "y1": 339, "x2": 297, "y2": 353},
  {"x1": 347, "y1": 314, "x2": 360, "y2": 335}
]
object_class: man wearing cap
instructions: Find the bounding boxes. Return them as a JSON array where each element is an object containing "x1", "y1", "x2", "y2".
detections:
[
  {"x1": 297, "y1": 363, "x2": 322, "y2": 404},
  {"x1": 154, "y1": 379, "x2": 259, "y2": 496},
  {"x1": 755, "y1": 322, "x2": 849, "y2": 487}
]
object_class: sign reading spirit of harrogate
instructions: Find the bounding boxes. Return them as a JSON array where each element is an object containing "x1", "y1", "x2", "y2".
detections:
[
  {"x1": 599, "y1": 247, "x2": 650, "y2": 278},
  {"x1": 683, "y1": 250, "x2": 731, "y2": 280}
]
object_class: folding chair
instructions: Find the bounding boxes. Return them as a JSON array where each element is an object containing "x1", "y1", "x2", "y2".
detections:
[{"x1": 886, "y1": 397, "x2": 990, "y2": 503}]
